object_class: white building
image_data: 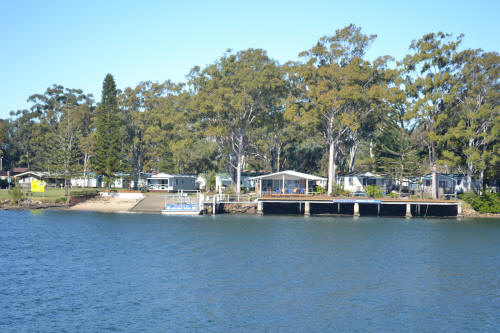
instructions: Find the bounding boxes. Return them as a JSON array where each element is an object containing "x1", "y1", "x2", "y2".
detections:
[
  {"x1": 419, "y1": 173, "x2": 477, "y2": 196},
  {"x1": 14, "y1": 171, "x2": 65, "y2": 188},
  {"x1": 147, "y1": 173, "x2": 197, "y2": 192},
  {"x1": 338, "y1": 172, "x2": 392, "y2": 195},
  {"x1": 250, "y1": 170, "x2": 327, "y2": 195}
]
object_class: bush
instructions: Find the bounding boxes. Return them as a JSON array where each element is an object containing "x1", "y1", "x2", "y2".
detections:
[
  {"x1": 55, "y1": 197, "x2": 68, "y2": 204},
  {"x1": 388, "y1": 192, "x2": 399, "y2": 199},
  {"x1": 9, "y1": 186, "x2": 24, "y2": 204},
  {"x1": 70, "y1": 189, "x2": 99, "y2": 197},
  {"x1": 459, "y1": 191, "x2": 500, "y2": 214},
  {"x1": 0, "y1": 179, "x2": 9, "y2": 189},
  {"x1": 315, "y1": 185, "x2": 326, "y2": 194},
  {"x1": 365, "y1": 185, "x2": 383, "y2": 198}
]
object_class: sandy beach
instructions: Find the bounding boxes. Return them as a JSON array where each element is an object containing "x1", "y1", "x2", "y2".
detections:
[{"x1": 68, "y1": 196, "x2": 138, "y2": 212}]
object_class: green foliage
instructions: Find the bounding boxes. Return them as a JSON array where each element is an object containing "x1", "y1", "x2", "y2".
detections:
[
  {"x1": 314, "y1": 185, "x2": 326, "y2": 194},
  {"x1": 69, "y1": 189, "x2": 99, "y2": 197},
  {"x1": 93, "y1": 74, "x2": 121, "y2": 184},
  {"x1": 1, "y1": 27, "x2": 498, "y2": 196},
  {"x1": 365, "y1": 185, "x2": 383, "y2": 198},
  {"x1": 55, "y1": 197, "x2": 68, "y2": 204},
  {"x1": 388, "y1": 192, "x2": 399, "y2": 199},
  {"x1": 459, "y1": 192, "x2": 500, "y2": 214},
  {"x1": 9, "y1": 186, "x2": 24, "y2": 203}
]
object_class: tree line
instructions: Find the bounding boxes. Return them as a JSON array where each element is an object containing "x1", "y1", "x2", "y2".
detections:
[{"x1": 1, "y1": 25, "x2": 498, "y2": 198}]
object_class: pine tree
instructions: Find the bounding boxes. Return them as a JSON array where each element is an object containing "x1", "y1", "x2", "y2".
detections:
[{"x1": 93, "y1": 74, "x2": 121, "y2": 188}]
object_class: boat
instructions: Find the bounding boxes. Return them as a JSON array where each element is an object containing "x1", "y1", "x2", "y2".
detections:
[{"x1": 161, "y1": 203, "x2": 202, "y2": 215}]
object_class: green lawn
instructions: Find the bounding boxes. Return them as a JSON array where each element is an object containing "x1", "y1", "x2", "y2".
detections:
[{"x1": 0, "y1": 188, "x2": 67, "y2": 202}]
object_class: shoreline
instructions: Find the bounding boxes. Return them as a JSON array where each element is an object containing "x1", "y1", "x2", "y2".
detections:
[{"x1": 0, "y1": 197, "x2": 499, "y2": 218}]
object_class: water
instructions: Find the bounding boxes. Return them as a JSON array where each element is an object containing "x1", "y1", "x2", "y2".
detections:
[{"x1": 1, "y1": 211, "x2": 499, "y2": 332}]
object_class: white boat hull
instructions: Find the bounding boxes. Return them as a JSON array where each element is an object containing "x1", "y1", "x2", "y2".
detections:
[{"x1": 161, "y1": 209, "x2": 202, "y2": 215}]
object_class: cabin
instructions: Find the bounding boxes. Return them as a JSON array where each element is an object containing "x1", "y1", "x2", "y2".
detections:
[
  {"x1": 250, "y1": 170, "x2": 327, "y2": 195},
  {"x1": 419, "y1": 173, "x2": 477, "y2": 196},
  {"x1": 14, "y1": 171, "x2": 65, "y2": 188},
  {"x1": 147, "y1": 173, "x2": 197, "y2": 192},
  {"x1": 71, "y1": 173, "x2": 100, "y2": 188},
  {"x1": 338, "y1": 172, "x2": 392, "y2": 195},
  {"x1": 214, "y1": 172, "x2": 262, "y2": 193}
]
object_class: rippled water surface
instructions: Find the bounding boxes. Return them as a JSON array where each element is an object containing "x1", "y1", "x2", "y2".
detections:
[{"x1": 1, "y1": 211, "x2": 499, "y2": 332}]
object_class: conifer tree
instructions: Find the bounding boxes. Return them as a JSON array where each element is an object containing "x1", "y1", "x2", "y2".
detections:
[{"x1": 93, "y1": 74, "x2": 121, "y2": 188}]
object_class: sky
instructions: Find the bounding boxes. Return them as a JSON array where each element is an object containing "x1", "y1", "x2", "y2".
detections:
[{"x1": 1, "y1": 0, "x2": 499, "y2": 118}]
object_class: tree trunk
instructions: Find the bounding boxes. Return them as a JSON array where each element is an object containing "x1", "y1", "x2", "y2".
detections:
[
  {"x1": 328, "y1": 141, "x2": 337, "y2": 196},
  {"x1": 236, "y1": 156, "x2": 241, "y2": 194},
  {"x1": 479, "y1": 169, "x2": 484, "y2": 194},
  {"x1": 466, "y1": 160, "x2": 473, "y2": 193},
  {"x1": 235, "y1": 135, "x2": 244, "y2": 194},
  {"x1": 64, "y1": 174, "x2": 69, "y2": 197},
  {"x1": 398, "y1": 161, "x2": 404, "y2": 196},
  {"x1": 369, "y1": 139, "x2": 374, "y2": 159},
  {"x1": 348, "y1": 142, "x2": 359, "y2": 173},
  {"x1": 277, "y1": 145, "x2": 281, "y2": 173},
  {"x1": 432, "y1": 164, "x2": 438, "y2": 199},
  {"x1": 133, "y1": 164, "x2": 139, "y2": 190}
]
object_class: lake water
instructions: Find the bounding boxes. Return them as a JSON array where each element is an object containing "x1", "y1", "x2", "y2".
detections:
[{"x1": 1, "y1": 211, "x2": 499, "y2": 332}]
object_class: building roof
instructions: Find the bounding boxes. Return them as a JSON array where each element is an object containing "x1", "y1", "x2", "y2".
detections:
[
  {"x1": 12, "y1": 167, "x2": 29, "y2": 174},
  {"x1": 339, "y1": 172, "x2": 386, "y2": 179},
  {"x1": 249, "y1": 170, "x2": 327, "y2": 181},
  {"x1": 14, "y1": 171, "x2": 65, "y2": 179},
  {"x1": 148, "y1": 173, "x2": 196, "y2": 180}
]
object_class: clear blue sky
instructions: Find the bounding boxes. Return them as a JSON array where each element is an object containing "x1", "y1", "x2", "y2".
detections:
[{"x1": 1, "y1": 0, "x2": 499, "y2": 118}]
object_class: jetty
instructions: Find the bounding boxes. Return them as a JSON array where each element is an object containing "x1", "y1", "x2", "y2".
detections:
[{"x1": 253, "y1": 195, "x2": 462, "y2": 217}]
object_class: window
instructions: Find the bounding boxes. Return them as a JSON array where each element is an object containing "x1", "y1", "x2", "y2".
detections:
[
  {"x1": 349, "y1": 177, "x2": 353, "y2": 186},
  {"x1": 425, "y1": 180, "x2": 431, "y2": 187}
]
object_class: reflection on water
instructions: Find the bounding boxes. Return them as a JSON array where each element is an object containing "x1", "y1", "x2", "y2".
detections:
[{"x1": 1, "y1": 211, "x2": 499, "y2": 331}]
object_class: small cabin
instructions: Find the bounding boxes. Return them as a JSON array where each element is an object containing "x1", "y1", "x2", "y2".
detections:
[
  {"x1": 147, "y1": 173, "x2": 197, "y2": 192},
  {"x1": 338, "y1": 172, "x2": 392, "y2": 195},
  {"x1": 250, "y1": 170, "x2": 327, "y2": 195},
  {"x1": 14, "y1": 171, "x2": 65, "y2": 189},
  {"x1": 419, "y1": 173, "x2": 477, "y2": 196}
]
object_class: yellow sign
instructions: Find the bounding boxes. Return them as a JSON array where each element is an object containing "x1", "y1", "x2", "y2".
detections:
[{"x1": 31, "y1": 180, "x2": 45, "y2": 193}]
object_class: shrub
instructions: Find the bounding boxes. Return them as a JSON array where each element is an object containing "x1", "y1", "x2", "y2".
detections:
[
  {"x1": 70, "y1": 189, "x2": 99, "y2": 197},
  {"x1": 459, "y1": 191, "x2": 500, "y2": 214},
  {"x1": 9, "y1": 186, "x2": 24, "y2": 204},
  {"x1": 388, "y1": 192, "x2": 399, "y2": 199},
  {"x1": 315, "y1": 185, "x2": 326, "y2": 194},
  {"x1": 0, "y1": 179, "x2": 8, "y2": 189},
  {"x1": 365, "y1": 185, "x2": 383, "y2": 198}
]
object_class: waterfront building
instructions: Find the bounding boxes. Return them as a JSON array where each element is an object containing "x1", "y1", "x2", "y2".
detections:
[
  {"x1": 14, "y1": 171, "x2": 65, "y2": 188},
  {"x1": 250, "y1": 170, "x2": 327, "y2": 195},
  {"x1": 419, "y1": 173, "x2": 477, "y2": 196},
  {"x1": 147, "y1": 173, "x2": 197, "y2": 192},
  {"x1": 337, "y1": 172, "x2": 393, "y2": 195}
]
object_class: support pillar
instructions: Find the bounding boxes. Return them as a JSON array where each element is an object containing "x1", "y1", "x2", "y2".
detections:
[
  {"x1": 353, "y1": 203, "x2": 360, "y2": 217},
  {"x1": 377, "y1": 203, "x2": 380, "y2": 216},
  {"x1": 257, "y1": 201, "x2": 263, "y2": 215},
  {"x1": 406, "y1": 203, "x2": 412, "y2": 218},
  {"x1": 337, "y1": 203, "x2": 340, "y2": 214},
  {"x1": 213, "y1": 196, "x2": 217, "y2": 215},
  {"x1": 457, "y1": 203, "x2": 463, "y2": 217},
  {"x1": 304, "y1": 201, "x2": 310, "y2": 217}
]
